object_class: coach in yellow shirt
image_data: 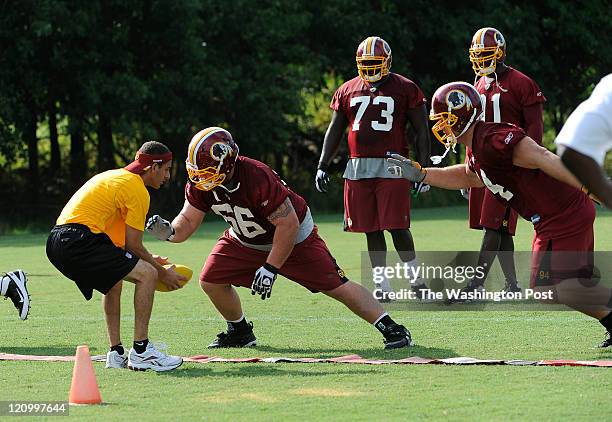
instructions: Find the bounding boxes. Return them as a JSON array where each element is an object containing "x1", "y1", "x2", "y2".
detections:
[{"x1": 46, "y1": 141, "x2": 185, "y2": 372}]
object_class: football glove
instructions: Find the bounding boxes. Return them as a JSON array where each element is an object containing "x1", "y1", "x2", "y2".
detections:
[
  {"x1": 460, "y1": 188, "x2": 470, "y2": 200},
  {"x1": 386, "y1": 153, "x2": 427, "y2": 182},
  {"x1": 251, "y1": 263, "x2": 278, "y2": 300},
  {"x1": 146, "y1": 215, "x2": 175, "y2": 241},
  {"x1": 314, "y1": 164, "x2": 330, "y2": 193},
  {"x1": 412, "y1": 181, "x2": 430, "y2": 197}
]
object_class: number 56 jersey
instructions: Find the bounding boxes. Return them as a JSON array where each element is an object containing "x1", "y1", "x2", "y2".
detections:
[
  {"x1": 330, "y1": 73, "x2": 426, "y2": 158},
  {"x1": 185, "y1": 156, "x2": 310, "y2": 248},
  {"x1": 467, "y1": 121, "x2": 594, "y2": 241}
]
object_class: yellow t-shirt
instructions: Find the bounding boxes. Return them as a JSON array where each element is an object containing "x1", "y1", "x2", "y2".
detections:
[{"x1": 57, "y1": 169, "x2": 150, "y2": 247}]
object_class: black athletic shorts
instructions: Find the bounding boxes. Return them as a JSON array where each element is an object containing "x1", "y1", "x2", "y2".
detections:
[{"x1": 46, "y1": 223, "x2": 139, "y2": 300}]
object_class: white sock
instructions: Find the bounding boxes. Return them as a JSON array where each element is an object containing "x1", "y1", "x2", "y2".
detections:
[
  {"x1": 404, "y1": 259, "x2": 424, "y2": 286},
  {"x1": 373, "y1": 267, "x2": 393, "y2": 292},
  {"x1": 226, "y1": 315, "x2": 245, "y2": 324}
]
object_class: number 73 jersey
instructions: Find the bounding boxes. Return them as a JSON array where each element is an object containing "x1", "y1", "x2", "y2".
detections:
[{"x1": 330, "y1": 73, "x2": 426, "y2": 158}]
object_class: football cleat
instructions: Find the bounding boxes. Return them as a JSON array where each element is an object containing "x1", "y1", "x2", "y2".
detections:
[
  {"x1": 105, "y1": 350, "x2": 128, "y2": 369},
  {"x1": 208, "y1": 322, "x2": 257, "y2": 348},
  {"x1": 411, "y1": 282, "x2": 435, "y2": 303},
  {"x1": 597, "y1": 331, "x2": 612, "y2": 348},
  {"x1": 1, "y1": 270, "x2": 30, "y2": 320},
  {"x1": 501, "y1": 281, "x2": 522, "y2": 294},
  {"x1": 127, "y1": 342, "x2": 183, "y2": 372},
  {"x1": 382, "y1": 323, "x2": 414, "y2": 350}
]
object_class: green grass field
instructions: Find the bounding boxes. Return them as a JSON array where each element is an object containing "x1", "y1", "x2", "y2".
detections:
[{"x1": 1, "y1": 205, "x2": 611, "y2": 421}]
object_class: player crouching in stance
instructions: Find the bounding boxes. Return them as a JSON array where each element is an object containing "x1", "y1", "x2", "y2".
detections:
[
  {"x1": 46, "y1": 142, "x2": 187, "y2": 371},
  {"x1": 1, "y1": 269, "x2": 30, "y2": 320},
  {"x1": 387, "y1": 82, "x2": 612, "y2": 348},
  {"x1": 147, "y1": 127, "x2": 413, "y2": 350}
]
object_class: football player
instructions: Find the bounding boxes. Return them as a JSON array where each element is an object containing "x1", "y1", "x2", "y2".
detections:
[
  {"x1": 388, "y1": 82, "x2": 612, "y2": 348},
  {"x1": 556, "y1": 74, "x2": 612, "y2": 209},
  {"x1": 1, "y1": 270, "x2": 30, "y2": 320},
  {"x1": 46, "y1": 142, "x2": 186, "y2": 371},
  {"x1": 146, "y1": 127, "x2": 414, "y2": 350},
  {"x1": 464, "y1": 27, "x2": 546, "y2": 295},
  {"x1": 314, "y1": 36, "x2": 431, "y2": 299}
]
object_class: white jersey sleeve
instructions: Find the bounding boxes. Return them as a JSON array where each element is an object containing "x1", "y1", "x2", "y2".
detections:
[{"x1": 555, "y1": 74, "x2": 612, "y2": 166}]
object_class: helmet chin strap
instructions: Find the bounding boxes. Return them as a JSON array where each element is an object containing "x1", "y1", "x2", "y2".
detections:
[
  {"x1": 218, "y1": 181, "x2": 240, "y2": 193},
  {"x1": 430, "y1": 108, "x2": 479, "y2": 165}
]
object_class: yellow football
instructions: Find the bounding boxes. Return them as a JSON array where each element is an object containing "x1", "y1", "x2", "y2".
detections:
[{"x1": 156, "y1": 264, "x2": 193, "y2": 292}]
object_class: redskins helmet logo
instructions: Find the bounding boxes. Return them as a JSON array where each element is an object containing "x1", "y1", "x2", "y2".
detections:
[
  {"x1": 210, "y1": 142, "x2": 232, "y2": 162},
  {"x1": 446, "y1": 90, "x2": 473, "y2": 111},
  {"x1": 494, "y1": 31, "x2": 505, "y2": 47}
]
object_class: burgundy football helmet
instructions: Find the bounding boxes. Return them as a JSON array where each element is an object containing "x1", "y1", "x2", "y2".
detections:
[
  {"x1": 469, "y1": 27, "x2": 506, "y2": 77},
  {"x1": 356, "y1": 36, "x2": 392, "y2": 83},
  {"x1": 430, "y1": 82, "x2": 483, "y2": 151},
  {"x1": 186, "y1": 127, "x2": 239, "y2": 191}
]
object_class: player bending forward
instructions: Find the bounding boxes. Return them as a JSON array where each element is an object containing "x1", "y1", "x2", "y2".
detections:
[
  {"x1": 387, "y1": 82, "x2": 612, "y2": 348},
  {"x1": 147, "y1": 127, "x2": 413, "y2": 350}
]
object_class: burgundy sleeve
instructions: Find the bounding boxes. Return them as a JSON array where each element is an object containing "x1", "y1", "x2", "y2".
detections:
[
  {"x1": 254, "y1": 167, "x2": 290, "y2": 218},
  {"x1": 522, "y1": 102, "x2": 544, "y2": 144},
  {"x1": 330, "y1": 86, "x2": 344, "y2": 112},
  {"x1": 406, "y1": 81, "x2": 427, "y2": 109},
  {"x1": 466, "y1": 150, "x2": 476, "y2": 173},
  {"x1": 185, "y1": 182, "x2": 211, "y2": 213},
  {"x1": 487, "y1": 125, "x2": 527, "y2": 169},
  {"x1": 519, "y1": 76, "x2": 546, "y2": 107}
]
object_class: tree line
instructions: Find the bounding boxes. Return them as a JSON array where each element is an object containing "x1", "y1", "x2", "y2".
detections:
[{"x1": 0, "y1": 0, "x2": 610, "y2": 229}]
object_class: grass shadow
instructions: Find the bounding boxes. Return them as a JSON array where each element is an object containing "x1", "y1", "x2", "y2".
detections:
[
  {"x1": 160, "y1": 364, "x2": 380, "y2": 378},
  {"x1": 251, "y1": 344, "x2": 457, "y2": 360},
  {"x1": 0, "y1": 345, "x2": 100, "y2": 355}
]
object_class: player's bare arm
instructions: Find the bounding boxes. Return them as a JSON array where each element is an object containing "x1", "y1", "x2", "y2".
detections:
[
  {"x1": 424, "y1": 164, "x2": 484, "y2": 189},
  {"x1": 169, "y1": 200, "x2": 206, "y2": 243},
  {"x1": 319, "y1": 111, "x2": 348, "y2": 167},
  {"x1": 265, "y1": 197, "x2": 300, "y2": 269},
  {"x1": 406, "y1": 104, "x2": 431, "y2": 164},
  {"x1": 387, "y1": 153, "x2": 483, "y2": 189},
  {"x1": 124, "y1": 225, "x2": 186, "y2": 290},
  {"x1": 560, "y1": 147, "x2": 612, "y2": 209},
  {"x1": 512, "y1": 136, "x2": 582, "y2": 189}
]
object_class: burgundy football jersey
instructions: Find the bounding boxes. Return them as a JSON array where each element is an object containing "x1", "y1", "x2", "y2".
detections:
[
  {"x1": 475, "y1": 67, "x2": 546, "y2": 142},
  {"x1": 466, "y1": 122, "x2": 593, "y2": 240},
  {"x1": 185, "y1": 156, "x2": 308, "y2": 245},
  {"x1": 330, "y1": 73, "x2": 426, "y2": 158}
]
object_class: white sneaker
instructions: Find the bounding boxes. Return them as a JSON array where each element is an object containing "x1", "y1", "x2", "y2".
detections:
[
  {"x1": 105, "y1": 350, "x2": 128, "y2": 369},
  {"x1": 128, "y1": 342, "x2": 183, "y2": 372},
  {"x1": 1, "y1": 270, "x2": 30, "y2": 320}
]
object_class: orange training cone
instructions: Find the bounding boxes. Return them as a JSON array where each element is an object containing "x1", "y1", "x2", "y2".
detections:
[{"x1": 69, "y1": 345, "x2": 102, "y2": 405}]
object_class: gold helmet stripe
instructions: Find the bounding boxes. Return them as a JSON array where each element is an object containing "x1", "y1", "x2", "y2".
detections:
[{"x1": 187, "y1": 127, "x2": 227, "y2": 167}]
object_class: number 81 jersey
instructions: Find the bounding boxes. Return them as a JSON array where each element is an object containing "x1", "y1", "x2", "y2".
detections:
[{"x1": 330, "y1": 73, "x2": 426, "y2": 158}]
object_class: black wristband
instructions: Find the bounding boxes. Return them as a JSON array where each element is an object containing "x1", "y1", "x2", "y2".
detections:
[
  {"x1": 263, "y1": 262, "x2": 279, "y2": 275},
  {"x1": 317, "y1": 162, "x2": 329, "y2": 172}
]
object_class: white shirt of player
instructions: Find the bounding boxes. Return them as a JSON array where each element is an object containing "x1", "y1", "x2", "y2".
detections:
[{"x1": 555, "y1": 74, "x2": 612, "y2": 166}]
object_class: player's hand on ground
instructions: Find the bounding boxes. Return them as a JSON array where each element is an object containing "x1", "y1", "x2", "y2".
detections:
[
  {"x1": 386, "y1": 153, "x2": 427, "y2": 182},
  {"x1": 152, "y1": 254, "x2": 169, "y2": 265},
  {"x1": 460, "y1": 188, "x2": 470, "y2": 200},
  {"x1": 251, "y1": 263, "x2": 278, "y2": 300},
  {"x1": 159, "y1": 264, "x2": 187, "y2": 291},
  {"x1": 315, "y1": 168, "x2": 330, "y2": 193},
  {"x1": 146, "y1": 215, "x2": 175, "y2": 241}
]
